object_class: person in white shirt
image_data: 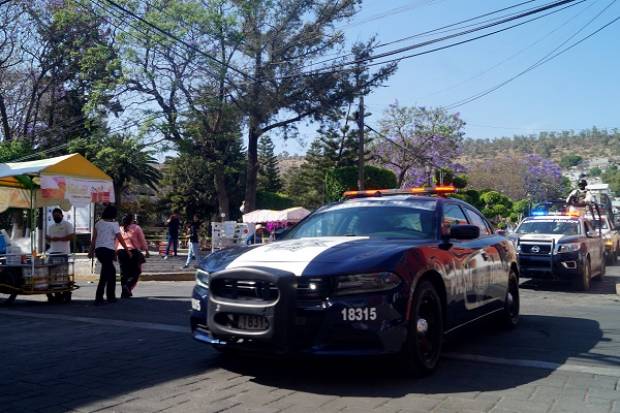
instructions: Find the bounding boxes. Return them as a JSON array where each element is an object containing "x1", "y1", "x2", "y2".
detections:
[
  {"x1": 46, "y1": 208, "x2": 75, "y2": 255},
  {"x1": 88, "y1": 205, "x2": 131, "y2": 305}
]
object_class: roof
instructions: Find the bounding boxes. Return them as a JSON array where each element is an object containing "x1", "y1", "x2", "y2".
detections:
[{"x1": 0, "y1": 153, "x2": 111, "y2": 189}]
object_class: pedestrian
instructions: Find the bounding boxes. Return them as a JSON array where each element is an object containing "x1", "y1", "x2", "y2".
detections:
[
  {"x1": 88, "y1": 205, "x2": 131, "y2": 306},
  {"x1": 46, "y1": 208, "x2": 75, "y2": 257},
  {"x1": 117, "y1": 213, "x2": 149, "y2": 298},
  {"x1": 246, "y1": 224, "x2": 267, "y2": 245},
  {"x1": 183, "y1": 214, "x2": 201, "y2": 269},
  {"x1": 163, "y1": 210, "x2": 181, "y2": 259}
]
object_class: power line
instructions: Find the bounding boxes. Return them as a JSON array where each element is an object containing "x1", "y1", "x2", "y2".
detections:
[
  {"x1": 445, "y1": 2, "x2": 619, "y2": 109},
  {"x1": 296, "y1": 0, "x2": 584, "y2": 78},
  {"x1": 101, "y1": 0, "x2": 252, "y2": 80},
  {"x1": 301, "y1": 0, "x2": 541, "y2": 69},
  {"x1": 419, "y1": 0, "x2": 601, "y2": 98},
  {"x1": 289, "y1": 0, "x2": 584, "y2": 80}
]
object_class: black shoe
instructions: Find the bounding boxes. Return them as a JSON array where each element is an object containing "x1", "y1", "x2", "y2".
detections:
[{"x1": 107, "y1": 298, "x2": 118, "y2": 303}]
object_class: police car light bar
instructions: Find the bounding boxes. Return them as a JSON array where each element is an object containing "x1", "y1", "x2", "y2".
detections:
[{"x1": 343, "y1": 186, "x2": 457, "y2": 199}]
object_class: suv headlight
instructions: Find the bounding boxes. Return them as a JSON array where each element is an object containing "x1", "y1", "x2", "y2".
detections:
[
  {"x1": 557, "y1": 243, "x2": 581, "y2": 253},
  {"x1": 196, "y1": 269, "x2": 210, "y2": 288},
  {"x1": 334, "y1": 272, "x2": 401, "y2": 296}
]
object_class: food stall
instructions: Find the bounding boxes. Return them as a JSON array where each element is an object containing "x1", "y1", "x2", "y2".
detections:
[
  {"x1": 242, "y1": 207, "x2": 310, "y2": 240},
  {"x1": 0, "y1": 153, "x2": 114, "y2": 304}
]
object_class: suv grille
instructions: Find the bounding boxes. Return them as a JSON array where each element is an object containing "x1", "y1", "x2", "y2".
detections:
[{"x1": 520, "y1": 242, "x2": 553, "y2": 255}]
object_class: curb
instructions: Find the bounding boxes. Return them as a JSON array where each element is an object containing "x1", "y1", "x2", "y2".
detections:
[{"x1": 76, "y1": 271, "x2": 195, "y2": 282}]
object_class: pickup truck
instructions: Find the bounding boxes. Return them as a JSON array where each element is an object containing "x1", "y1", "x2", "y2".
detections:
[
  {"x1": 591, "y1": 215, "x2": 620, "y2": 265},
  {"x1": 513, "y1": 213, "x2": 605, "y2": 291}
]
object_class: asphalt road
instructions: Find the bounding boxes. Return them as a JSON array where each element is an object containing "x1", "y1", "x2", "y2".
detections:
[{"x1": 1, "y1": 265, "x2": 619, "y2": 413}]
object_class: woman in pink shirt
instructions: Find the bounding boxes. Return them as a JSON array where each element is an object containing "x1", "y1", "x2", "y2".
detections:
[{"x1": 117, "y1": 214, "x2": 150, "y2": 298}]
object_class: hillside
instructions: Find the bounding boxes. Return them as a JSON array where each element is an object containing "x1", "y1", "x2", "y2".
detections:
[{"x1": 461, "y1": 128, "x2": 620, "y2": 164}]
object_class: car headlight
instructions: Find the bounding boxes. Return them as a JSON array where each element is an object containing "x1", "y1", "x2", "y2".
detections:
[
  {"x1": 334, "y1": 272, "x2": 401, "y2": 296},
  {"x1": 196, "y1": 269, "x2": 210, "y2": 288},
  {"x1": 557, "y1": 243, "x2": 581, "y2": 253}
]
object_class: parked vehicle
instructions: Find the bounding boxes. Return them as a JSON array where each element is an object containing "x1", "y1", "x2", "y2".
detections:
[{"x1": 190, "y1": 187, "x2": 520, "y2": 375}]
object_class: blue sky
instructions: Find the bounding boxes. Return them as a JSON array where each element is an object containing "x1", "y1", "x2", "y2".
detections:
[{"x1": 276, "y1": 0, "x2": 620, "y2": 155}]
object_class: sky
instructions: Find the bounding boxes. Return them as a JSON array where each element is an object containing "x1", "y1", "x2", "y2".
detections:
[{"x1": 275, "y1": 0, "x2": 620, "y2": 156}]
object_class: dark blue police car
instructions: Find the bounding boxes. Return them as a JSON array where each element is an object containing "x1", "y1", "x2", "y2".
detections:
[{"x1": 190, "y1": 187, "x2": 520, "y2": 374}]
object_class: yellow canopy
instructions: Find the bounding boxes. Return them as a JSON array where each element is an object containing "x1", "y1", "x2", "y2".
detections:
[
  {"x1": 0, "y1": 153, "x2": 114, "y2": 210},
  {"x1": 0, "y1": 153, "x2": 111, "y2": 188}
]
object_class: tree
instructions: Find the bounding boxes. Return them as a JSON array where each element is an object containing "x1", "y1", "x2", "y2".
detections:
[
  {"x1": 68, "y1": 133, "x2": 161, "y2": 207},
  {"x1": 590, "y1": 167, "x2": 602, "y2": 177},
  {"x1": 602, "y1": 165, "x2": 620, "y2": 196},
  {"x1": 371, "y1": 103, "x2": 465, "y2": 188},
  {"x1": 559, "y1": 154, "x2": 583, "y2": 168},
  {"x1": 257, "y1": 136, "x2": 282, "y2": 193}
]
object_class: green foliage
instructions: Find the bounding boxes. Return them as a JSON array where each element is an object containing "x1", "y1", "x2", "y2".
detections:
[
  {"x1": 256, "y1": 191, "x2": 295, "y2": 210},
  {"x1": 590, "y1": 167, "x2": 602, "y2": 177},
  {"x1": 258, "y1": 136, "x2": 282, "y2": 193},
  {"x1": 324, "y1": 165, "x2": 397, "y2": 201},
  {"x1": 602, "y1": 165, "x2": 620, "y2": 196},
  {"x1": 0, "y1": 140, "x2": 34, "y2": 163},
  {"x1": 559, "y1": 154, "x2": 583, "y2": 168}
]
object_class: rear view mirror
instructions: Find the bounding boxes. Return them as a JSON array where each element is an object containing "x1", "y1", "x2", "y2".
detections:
[{"x1": 450, "y1": 224, "x2": 480, "y2": 240}]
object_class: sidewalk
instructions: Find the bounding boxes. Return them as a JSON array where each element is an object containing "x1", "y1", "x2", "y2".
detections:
[{"x1": 74, "y1": 252, "x2": 200, "y2": 281}]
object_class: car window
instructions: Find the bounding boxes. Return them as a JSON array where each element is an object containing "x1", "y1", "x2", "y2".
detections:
[
  {"x1": 285, "y1": 201, "x2": 437, "y2": 239},
  {"x1": 464, "y1": 208, "x2": 491, "y2": 236},
  {"x1": 516, "y1": 219, "x2": 580, "y2": 235},
  {"x1": 441, "y1": 203, "x2": 468, "y2": 237}
]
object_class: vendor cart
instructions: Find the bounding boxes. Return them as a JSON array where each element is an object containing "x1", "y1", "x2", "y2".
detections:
[{"x1": 0, "y1": 153, "x2": 115, "y2": 305}]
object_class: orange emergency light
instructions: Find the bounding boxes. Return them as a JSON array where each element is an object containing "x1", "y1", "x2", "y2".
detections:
[{"x1": 343, "y1": 185, "x2": 457, "y2": 199}]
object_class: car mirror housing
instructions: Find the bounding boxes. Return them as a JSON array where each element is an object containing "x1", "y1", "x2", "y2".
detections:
[{"x1": 450, "y1": 224, "x2": 480, "y2": 240}]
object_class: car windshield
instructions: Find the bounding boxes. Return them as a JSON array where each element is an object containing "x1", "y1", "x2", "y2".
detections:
[
  {"x1": 284, "y1": 200, "x2": 437, "y2": 239},
  {"x1": 516, "y1": 219, "x2": 580, "y2": 235}
]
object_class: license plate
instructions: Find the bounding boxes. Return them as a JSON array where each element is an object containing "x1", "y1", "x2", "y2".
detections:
[{"x1": 237, "y1": 315, "x2": 268, "y2": 330}]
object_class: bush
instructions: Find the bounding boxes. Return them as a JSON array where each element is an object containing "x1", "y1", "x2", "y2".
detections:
[
  {"x1": 256, "y1": 191, "x2": 296, "y2": 210},
  {"x1": 325, "y1": 166, "x2": 398, "y2": 201}
]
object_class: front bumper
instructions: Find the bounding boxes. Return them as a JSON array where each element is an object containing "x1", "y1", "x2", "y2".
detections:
[
  {"x1": 190, "y1": 267, "x2": 409, "y2": 356},
  {"x1": 518, "y1": 251, "x2": 582, "y2": 280}
]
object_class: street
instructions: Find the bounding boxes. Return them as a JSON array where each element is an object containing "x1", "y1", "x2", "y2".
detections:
[{"x1": 1, "y1": 267, "x2": 619, "y2": 413}]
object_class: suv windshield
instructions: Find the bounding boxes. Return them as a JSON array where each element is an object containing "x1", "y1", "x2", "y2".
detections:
[
  {"x1": 516, "y1": 219, "x2": 580, "y2": 235},
  {"x1": 285, "y1": 200, "x2": 437, "y2": 239}
]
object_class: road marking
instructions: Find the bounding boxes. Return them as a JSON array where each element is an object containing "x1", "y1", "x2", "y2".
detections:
[
  {"x1": 0, "y1": 309, "x2": 187, "y2": 333},
  {"x1": 2, "y1": 310, "x2": 620, "y2": 377},
  {"x1": 444, "y1": 352, "x2": 620, "y2": 378}
]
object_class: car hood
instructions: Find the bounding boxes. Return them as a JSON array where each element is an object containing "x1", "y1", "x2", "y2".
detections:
[
  {"x1": 516, "y1": 233, "x2": 580, "y2": 243},
  {"x1": 199, "y1": 236, "x2": 427, "y2": 276}
]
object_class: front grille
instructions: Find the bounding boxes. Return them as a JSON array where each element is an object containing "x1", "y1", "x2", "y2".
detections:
[
  {"x1": 520, "y1": 242, "x2": 553, "y2": 255},
  {"x1": 210, "y1": 279, "x2": 279, "y2": 302},
  {"x1": 296, "y1": 277, "x2": 333, "y2": 300}
]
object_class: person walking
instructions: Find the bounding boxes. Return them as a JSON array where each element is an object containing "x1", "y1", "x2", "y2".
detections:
[
  {"x1": 88, "y1": 205, "x2": 131, "y2": 305},
  {"x1": 163, "y1": 211, "x2": 180, "y2": 259},
  {"x1": 117, "y1": 214, "x2": 149, "y2": 298},
  {"x1": 183, "y1": 214, "x2": 201, "y2": 269}
]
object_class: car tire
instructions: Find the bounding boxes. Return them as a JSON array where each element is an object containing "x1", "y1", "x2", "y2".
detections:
[
  {"x1": 401, "y1": 280, "x2": 443, "y2": 376},
  {"x1": 573, "y1": 258, "x2": 591, "y2": 291},
  {"x1": 498, "y1": 271, "x2": 520, "y2": 329}
]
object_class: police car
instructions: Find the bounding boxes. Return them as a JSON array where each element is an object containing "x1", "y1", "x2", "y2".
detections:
[
  {"x1": 513, "y1": 210, "x2": 605, "y2": 290},
  {"x1": 190, "y1": 187, "x2": 520, "y2": 375}
]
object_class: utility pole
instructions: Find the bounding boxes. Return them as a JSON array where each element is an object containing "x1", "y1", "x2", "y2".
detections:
[{"x1": 357, "y1": 94, "x2": 365, "y2": 191}]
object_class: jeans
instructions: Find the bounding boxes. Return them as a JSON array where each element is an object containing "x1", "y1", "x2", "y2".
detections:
[
  {"x1": 95, "y1": 247, "x2": 116, "y2": 301},
  {"x1": 118, "y1": 249, "x2": 143, "y2": 293},
  {"x1": 185, "y1": 241, "x2": 200, "y2": 266},
  {"x1": 165, "y1": 235, "x2": 178, "y2": 256}
]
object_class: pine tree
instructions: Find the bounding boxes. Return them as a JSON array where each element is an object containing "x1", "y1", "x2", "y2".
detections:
[{"x1": 258, "y1": 136, "x2": 283, "y2": 193}]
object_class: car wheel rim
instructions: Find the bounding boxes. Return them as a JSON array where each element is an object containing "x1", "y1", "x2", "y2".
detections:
[{"x1": 415, "y1": 291, "x2": 440, "y2": 365}]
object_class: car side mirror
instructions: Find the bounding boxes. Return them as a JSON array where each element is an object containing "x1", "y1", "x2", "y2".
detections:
[
  {"x1": 449, "y1": 224, "x2": 480, "y2": 240},
  {"x1": 495, "y1": 229, "x2": 506, "y2": 236},
  {"x1": 586, "y1": 230, "x2": 598, "y2": 238}
]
